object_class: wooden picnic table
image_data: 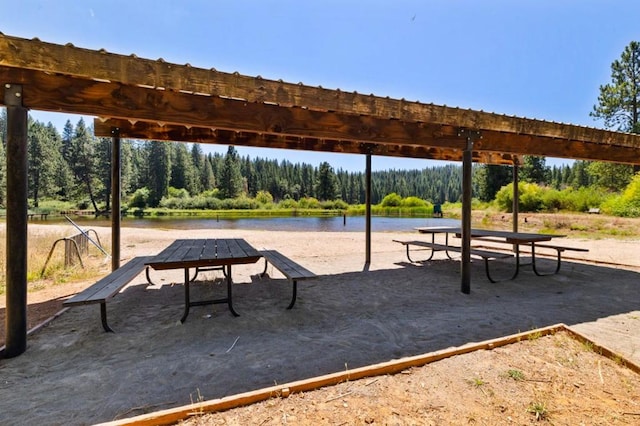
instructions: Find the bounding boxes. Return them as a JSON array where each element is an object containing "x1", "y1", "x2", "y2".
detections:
[
  {"x1": 412, "y1": 227, "x2": 575, "y2": 280},
  {"x1": 145, "y1": 238, "x2": 262, "y2": 322}
]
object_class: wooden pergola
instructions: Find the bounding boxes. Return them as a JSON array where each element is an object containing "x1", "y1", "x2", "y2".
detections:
[{"x1": 2, "y1": 33, "x2": 640, "y2": 357}]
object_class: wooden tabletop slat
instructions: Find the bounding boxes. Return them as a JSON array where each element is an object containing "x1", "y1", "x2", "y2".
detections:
[{"x1": 146, "y1": 238, "x2": 262, "y2": 270}]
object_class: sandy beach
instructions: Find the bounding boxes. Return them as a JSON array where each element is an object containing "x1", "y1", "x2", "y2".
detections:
[{"x1": 1, "y1": 224, "x2": 640, "y2": 424}]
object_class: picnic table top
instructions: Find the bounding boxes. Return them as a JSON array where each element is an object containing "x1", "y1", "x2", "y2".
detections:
[
  {"x1": 146, "y1": 238, "x2": 262, "y2": 270},
  {"x1": 414, "y1": 227, "x2": 564, "y2": 244}
]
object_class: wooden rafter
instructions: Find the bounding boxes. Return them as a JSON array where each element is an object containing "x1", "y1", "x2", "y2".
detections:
[
  {"x1": 93, "y1": 119, "x2": 520, "y2": 165},
  {"x1": 1, "y1": 33, "x2": 640, "y2": 152},
  {"x1": 2, "y1": 65, "x2": 639, "y2": 164}
]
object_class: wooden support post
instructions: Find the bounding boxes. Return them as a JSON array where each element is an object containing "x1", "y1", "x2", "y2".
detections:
[
  {"x1": 3, "y1": 84, "x2": 28, "y2": 358},
  {"x1": 512, "y1": 159, "x2": 519, "y2": 252},
  {"x1": 111, "y1": 127, "x2": 121, "y2": 271},
  {"x1": 512, "y1": 160, "x2": 519, "y2": 233},
  {"x1": 459, "y1": 129, "x2": 480, "y2": 294},
  {"x1": 365, "y1": 154, "x2": 372, "y2": 265}
]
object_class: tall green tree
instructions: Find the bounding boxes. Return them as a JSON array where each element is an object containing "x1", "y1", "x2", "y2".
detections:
[
  {"x1": 520, "y1": 156, "x2": 549, "y2": 185},
  {"x1": 69, "y1": 118, "x2": 101, "y2": 212},
  {"x1": 94, "y1": 136, "x2": 112, "y2": 210},
  {"x1": 591, "y1": 40, "x2": 639, "y2": 178},
  {"x1": 27, "y1": 119, "x2": 64, "y2": 206},
  {"x1": 146, "y1": 141, "x2": 172, "y2": 207},
  {"x1": 587, "y1": 161, "x2": 633, "y2": 191},
  {"x1": 315, "y1": 161, "x2": 339, "y2": 201},
  {"x1": 474, "y1": 164, "x2": 512, "y2": 202},
  {"x1": 171, "y1": 142, "x2": 197, "y2": 195},
  {"x1": 592, "y1": 41, "x2": 640, "y2": 132},
  {"x1": 219, "y1": 146, "x2": 243, "y2": 199}
]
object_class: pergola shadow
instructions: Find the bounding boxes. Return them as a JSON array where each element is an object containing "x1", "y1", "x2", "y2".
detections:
[{"x1": 0, "y1": 258, "x2": 638, "y2": 424}]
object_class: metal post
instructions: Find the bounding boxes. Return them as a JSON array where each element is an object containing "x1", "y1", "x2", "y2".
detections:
[
  {"x1": 4, "y1": 84, "x2": 28, "y2": 358},
  {"x1": 111, "y1": 127, "x2": 121, "y2": 271},
  {"x1": 459, "y1": 129, "x2": 480, "y2": 295},
  {"x1": 365, "y1": 154, "x2": 372, "y2": 266}
]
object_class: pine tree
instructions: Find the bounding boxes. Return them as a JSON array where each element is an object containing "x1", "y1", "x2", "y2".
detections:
[
  {"x1": 591, "y1": 40, "x2": 639, "y2": 177},
  {"x1": 592, "y1": 41, "x2": 640, "y2": 132},
  {"x1": 147, "y1": 141, "x2": 172, "y2": 207},
  {"x1": 520, "y1": 156, "x2": 549, "y2": 185},
  {"x1": 315, "y1": 161, "x2": 339, "y2": 201},
  {"x1": 219, "y1": 146, "x2": 243, "y2": 199},
  {"x1": 69, "y1": 118, "x2": 101, "y2": 212},
  {"x1": 27, "y1": 119, "x2": 65, "y2": 206}
]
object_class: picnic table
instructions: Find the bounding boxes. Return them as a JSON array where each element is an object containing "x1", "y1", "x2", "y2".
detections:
[
  {"x1": 395, "y1": 227, "x2": 585, "y2": 282},
  {"x1": 63, "y1": 238, "x2": 317, "y2": 332},
  {"x1": 145, "y1": 238, "x2": 262, "y2": 322}
]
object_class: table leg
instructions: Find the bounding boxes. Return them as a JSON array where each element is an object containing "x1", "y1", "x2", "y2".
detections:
[
  {"x1": 510, "y1": 246, "x2": 521, "y2": 280},
  {"x1": 180, "y1": 264, "x2": 240, "y2": 322},
  {"x1": 531, "y1": 243, "x2": 561, "y2": 276},
  {"x1": 444, "y1": 233, "x2": 454, "y2": 259},
  {"x1": 226, "y1": 264, "x2": 240, "y2": 317},
  {"x1": 180, "y1": 268, "x2": 190, "y2": 323}
]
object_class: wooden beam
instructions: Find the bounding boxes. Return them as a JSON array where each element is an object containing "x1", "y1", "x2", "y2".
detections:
[
  {"x1": 2, "y1": 66, "x2": 640, "y2": 163},
  {"x1": 0, "y1": 66, "x2": 468, "y2": 149},
  {"x1": 473, "y1": 132, "x2": 640, "y2": 164},
  {"x1": 2, "y1": 33, "x2": 639, "y2": 149},
  {"x1": 93, "y1": 117, "x2": 640, "y2": 165},
  {"x1": 94, "y1": 118, "x2": 520, "y2": 165}
]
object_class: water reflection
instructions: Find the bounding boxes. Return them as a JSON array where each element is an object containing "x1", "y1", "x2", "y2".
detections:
[{"x1": 48, "y1": 216, "x2": 460, "y2": 232}]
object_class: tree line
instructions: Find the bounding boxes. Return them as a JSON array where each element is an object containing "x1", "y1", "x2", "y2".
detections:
[
  {"x1": 0, "y1": 111, "x2": 634, "y2": 214},
  {"x1": 1, "y1": 40, "x2": 639, "y2": 214}
]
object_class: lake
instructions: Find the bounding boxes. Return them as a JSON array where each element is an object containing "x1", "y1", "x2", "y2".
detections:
[{"x1": 53, "y1": 216, "x2": 460, "y2": 233}]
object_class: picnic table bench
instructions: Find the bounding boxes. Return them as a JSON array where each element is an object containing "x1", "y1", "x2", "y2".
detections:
[
  {"x1": 518, "y1": 242, "x2": 589, "y2": 275},
  {"x1": 393, "y1": 240, "x2": 513, "y2": 283},
  {"x1": 460, "y1": 236, "x2": 589, "y2": 275},
  {"x1": 260, "y1": 250, "x2": 317, "y2": 309},
  {"x1": 63, "y1": 256, "x2": 153, "y2": 332},
  {"x1": 27, "y1": 212, "x2": 49, "y2": 220}
]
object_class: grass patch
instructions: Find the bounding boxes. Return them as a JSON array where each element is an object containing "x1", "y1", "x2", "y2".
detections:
[
  {"x1": 506, "y1": 369, "x2": 525, "y2": 381},
  {"x1": 527, "y1": 401, "x2": 549, "y2": 421},
  {"x1": 0, "y1": 227, "x2": 110, "y2": 295}
]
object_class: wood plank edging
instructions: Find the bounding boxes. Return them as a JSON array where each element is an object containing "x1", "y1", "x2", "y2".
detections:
[{"x1": 93, "y1": 323, "x2": 600, "y2": 426}]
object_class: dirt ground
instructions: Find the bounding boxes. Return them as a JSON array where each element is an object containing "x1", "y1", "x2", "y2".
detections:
[
  {"x1": 1, "y1": 216, "x2": 640, "y2": 425},
  {"x1": 182, "y1": 331, "x2": 640, "y2": 425}
]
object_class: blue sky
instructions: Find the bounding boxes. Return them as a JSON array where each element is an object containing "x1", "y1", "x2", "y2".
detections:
[{"x1": 2, "y1": 1, "x2": 639, "y2": 171}]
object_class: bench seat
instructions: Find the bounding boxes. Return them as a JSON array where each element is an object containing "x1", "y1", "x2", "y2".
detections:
[
  {"x1": 519, "y1": 243, "x2": 589, "y2": 275},
  {"x1": 462, "y1": 239, "x2": 589, "y2": 276},
  {"x1": 393, "y1": 240, "x2": 513, "y2": 283},
  {"x1": 63, "y1": 256, "x2": 153, "y2": 332},
  {"x1": 259, "y1": 250, "x2": 316, "y2": 309}
]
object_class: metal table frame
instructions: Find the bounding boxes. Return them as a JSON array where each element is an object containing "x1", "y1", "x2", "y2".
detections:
[
  {"x1": 415, "y1": 227, "x2": 564, "y2": 280},
  {"x1": 145, "y1": 238, "x2": 262, "y2": 322}
]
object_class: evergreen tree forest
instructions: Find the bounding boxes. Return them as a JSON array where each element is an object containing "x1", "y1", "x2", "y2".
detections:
[
  {"x1": 3, "y1": 42, "x2": 640, "y2": 216},
  {"x1": 3, "y1": 112, "x2": 639, "y2": 216}
]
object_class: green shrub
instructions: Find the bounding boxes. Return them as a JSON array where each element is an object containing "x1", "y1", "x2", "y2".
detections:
[
  {"x1": 298, "y1": 197, "x2": 321, "y2": 209},
  {"x1": 128, "y1": 187, "x2": 150, "y2": 209},
  {"x1": 400, "y1": 196, "x2": 428, "y2": 207},
  {"x1": 519, "y1": 183, "x2": 544, "y2": 212},
  {"x1": 167, "y1": 186, "x2": 190, "y2": 198},
  {"x1": 559, "y1": 186, "x2": 610, "y2": 212},
  {"x1": 255, "y1": 190, "x2": 274, "y2": 205},
  {"x1": 221, "y1": 196, "x2": 259, "y2": 210},
  {"x1": 333, "y1": 199, "x2": 349, "y2": 210},
  {"x1": 381, "y1": 192, "x2": 402, "y2": 207},
  {"x1": 278, "y1": 198, "x2": 299, "y2": 209},
  {"x1": 603, "y1": 173, "x2": 640, "y2": 217}
]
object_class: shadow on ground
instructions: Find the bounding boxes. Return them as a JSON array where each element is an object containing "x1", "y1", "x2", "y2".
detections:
[{"x1": 0, "y1": 257, "x2": 638, "y2": 424}]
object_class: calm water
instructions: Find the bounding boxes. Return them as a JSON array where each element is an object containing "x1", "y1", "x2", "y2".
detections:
[{"x1": 49, "y1": 215, "x2": 460, "y2": 233}]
